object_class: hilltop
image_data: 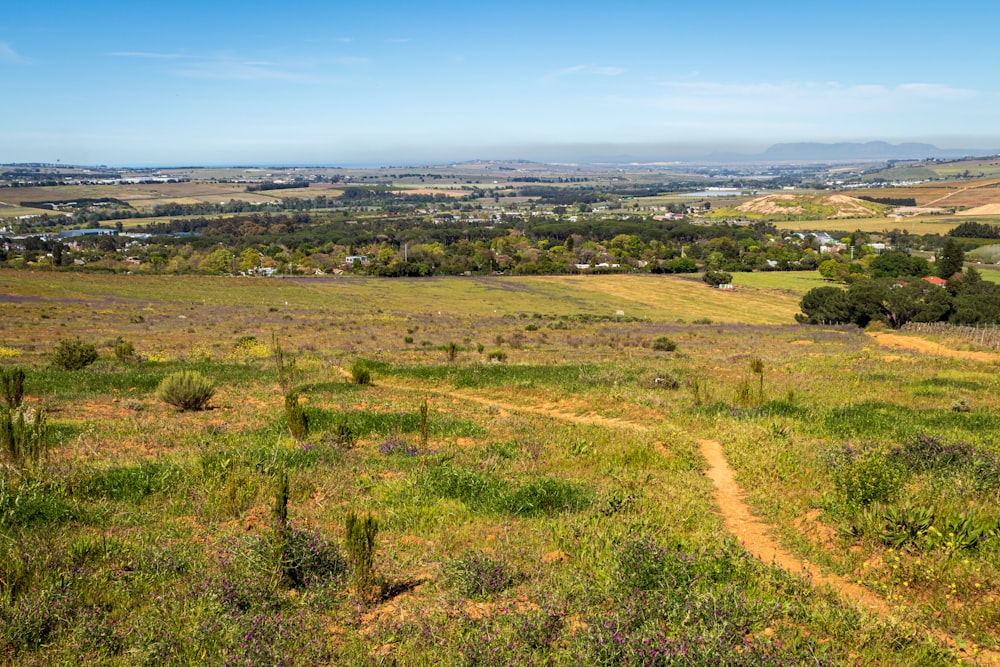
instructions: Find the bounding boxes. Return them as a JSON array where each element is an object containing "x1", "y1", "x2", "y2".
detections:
[{"x1": 708, "y1": 193, "x2": 888, "y2": 221}]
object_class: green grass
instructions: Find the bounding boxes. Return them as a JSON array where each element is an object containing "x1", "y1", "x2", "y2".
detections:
[{"x1": 0, "y1": 268, "x2": 997, "y2": 665}]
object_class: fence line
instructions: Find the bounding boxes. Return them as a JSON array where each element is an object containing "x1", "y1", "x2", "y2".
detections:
[{"x1": 903, "y1": 322, "x2": 1000, "y2": 350}]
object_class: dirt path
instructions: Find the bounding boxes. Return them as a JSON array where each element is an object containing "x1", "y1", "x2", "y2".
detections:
[
  {"x1": 698, "y1": 439, "x2": 888, "y2": 607},
  {"x1": 699, "y1": 437, "x2": 999, "y2": 664},
  {"x1": 337, "y1": 365, "x2": 998, "y2": 661},
  {"x1": 867, "y1": 331, "x2": 1000, "y2": 363}
]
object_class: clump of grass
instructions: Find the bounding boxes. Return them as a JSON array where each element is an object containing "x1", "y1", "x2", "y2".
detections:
[
  {"x1": 285, "y1": 391, "x2": 309, "y2": 440},
  {"x1": 379, "y1": 434, "x2": 418, "y2": 456},
  {"x1": 0, "y1": 407, "x2": 48, "y2": 471},
  {"x1": 329, "y1": 416, "x2": 356, "y2": 449},
  {"x1": 445, "y1": 341, "x2": 459, "y2": 362},
  {"x1": 651, "y1": 336, "x2": 677, "y2": 352},
  {"x1": 51, "y1": 338, "x2": 98, "y2": 371},
  {"x1": 1, "y1": 367, "x2": 26, "y2": 408},
  {"x1": 826, "y1": 445, "x2": 906, "y2": 509},
  {"x1": 444, "y1": 550, "x2": 518, "y2": 598},
  {"x1": 157, "y1": 370, "x2": 215, "y2": 411},
  {"x1": 113, "y1": 339, "x2": 136, "y2": 362},
  {"x1": 350, "y1": 361, "x2": 372, "y2": 385},
  {"x1": 486, "y1": 349, "x2": 508, "y2": 363}
]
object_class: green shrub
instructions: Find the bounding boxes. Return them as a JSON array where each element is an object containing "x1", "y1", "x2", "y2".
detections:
[
  {"x1": 651, "y1": 336, "x2": 677, "y2": 352},
  {"x1": 350, "y1": 361, "x2": 372, "y2": 385},
  {"x1": 157, "y1": 370, "x2": 215, "y2": 411},
  {"x1": 51, "y1": 338, "x2": 98, "y2": 371},
  {"x1": 284, "y1": 392, "x2": 309, "y2": 440},
  {"x1": 443, "y1": 550, "x2": 518, "y2": 598},
  {"x1": 486, "y1": 349, "x2": 508, "y2": 363},
  {"x1": 829, "y1": 447, "x2": 905, "y2": 508},
  {"x1": 113, "y1": 340, "x2": 135, "y2": 361},
  {"x1": 345, "y1": 511, "x2": 379, "y2": 603},
  {"x1": 445, "y1": 341, "x2": 459, "y2": 362},
  {"x1": 0, "y1": 407, "x2": 48, "y2": 470},
  {"x1": 0, "y1": 366, "x2": 26, "y2": 408}
]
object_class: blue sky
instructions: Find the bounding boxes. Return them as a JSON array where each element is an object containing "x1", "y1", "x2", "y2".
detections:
[{"x1": 2, "y1": 0, "x2": 998, "y2": 166}]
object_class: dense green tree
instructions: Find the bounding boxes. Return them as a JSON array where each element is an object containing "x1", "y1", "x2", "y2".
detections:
[
  {"x1": 869, "y1": 251, "x2": 930, "y2": 279},
  {"x1": 937, "y1": 238, "x2": 965, "y2": 280},
  {"x1": 796, "y1": 286, "x2": 853, "y2": 324}
]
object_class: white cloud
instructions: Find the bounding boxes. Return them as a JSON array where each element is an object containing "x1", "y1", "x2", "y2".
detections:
[{"x1": 0, "y1": 42, "x2": 30, "y2": 64}]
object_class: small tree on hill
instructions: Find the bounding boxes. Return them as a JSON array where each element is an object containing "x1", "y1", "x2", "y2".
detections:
[{"x1": 937, "y1": 238, "x2": 965, "y2": 280}]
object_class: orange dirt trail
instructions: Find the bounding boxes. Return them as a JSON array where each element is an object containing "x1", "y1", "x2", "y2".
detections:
[{"x1": 867, "y1": 331, "x2": 1000, "y2": 363}]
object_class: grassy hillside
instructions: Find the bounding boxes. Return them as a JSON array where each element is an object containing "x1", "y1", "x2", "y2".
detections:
[{"x1": 1, "y1": 270, "x2": 997, "y2": 665}]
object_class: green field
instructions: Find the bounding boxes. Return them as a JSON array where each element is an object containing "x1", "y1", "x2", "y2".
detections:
[{"x1": 1, "y1": 270, "x2": 998, "y2": 665}]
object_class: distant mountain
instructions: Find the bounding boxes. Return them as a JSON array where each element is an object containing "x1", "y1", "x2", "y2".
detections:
[{"x1": 706, "y1": 141, "x2": 993, "y2": 163}]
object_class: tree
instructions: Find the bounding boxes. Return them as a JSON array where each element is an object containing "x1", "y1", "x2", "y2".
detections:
[
  {"x1": 869, "y1": 251, "x2": 929, "y2": 279},
  {"x1": 703, "y1": 270, "x2": 732, "y2": 287},
  {"x1": 796, "y1": 286, "x2": 853, "y2": 324},
  {"x1": 819, "y1": 259, "x2": 850, "y2": 282},
  {"x1": 937, "y1": 238, "x2": 964, "y2": 280}
]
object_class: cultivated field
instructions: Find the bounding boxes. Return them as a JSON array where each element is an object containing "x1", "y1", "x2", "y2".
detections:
[{"x1": 1, "y1": 270, "x2": 999, "y2": 665}]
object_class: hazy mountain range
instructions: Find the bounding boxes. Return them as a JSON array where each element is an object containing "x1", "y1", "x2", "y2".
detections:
[{"x1": 703, "y1": 141, "x2": 996, "y2": 163}]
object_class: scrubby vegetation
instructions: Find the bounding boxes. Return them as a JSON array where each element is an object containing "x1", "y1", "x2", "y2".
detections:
[{"x1": 0, "y1": 269, "x2": 998, "y2": 664}]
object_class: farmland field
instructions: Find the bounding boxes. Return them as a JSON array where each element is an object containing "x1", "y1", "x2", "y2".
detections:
[{"x1": 1, "y1": 270, "x2": 999, "y2": 665}]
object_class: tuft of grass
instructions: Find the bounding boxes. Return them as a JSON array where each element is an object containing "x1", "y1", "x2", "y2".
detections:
[{"x1": 157, "y1": 370, "x2": 215, "y2": 411}]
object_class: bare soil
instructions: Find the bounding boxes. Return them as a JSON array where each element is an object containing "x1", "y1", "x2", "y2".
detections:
[{"x1": 867, "y1": 331, "x2": 1000, "y2": 362}]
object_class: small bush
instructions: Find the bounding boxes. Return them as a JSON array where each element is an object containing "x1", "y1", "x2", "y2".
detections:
[
  {"x1": 651, "y1": 336, "x2": 677, "y2": 352},
  {"x1": 0, "y1": 366, "x2": 26, "y2": 409},
  {"x1": 329, "y1": 416, "x2": 356, "y2": 449},
  {"x1": 345, "y1": 512, "x2": 379, "y2": 603},
  {"x1": 113, "y1": 340, "x2": 135, "y2": 361},
  {"x1": 829, "y1": 446, "x2": 905, "y2": 508},
  {"x1": 650, "y1": 374, "x2": 680, "y2": 390},
  {"x1": 51, "y1": 338, "x2": 98, "y2": 371},
  {"x1": 486, "y1": 349, "x2": 508, "y2": 363},
  {"x1": 1, "y1": 407, "x2": 48, "y2": 470},
  {"x1": 350, "y1": 361, "x2": 372, "y2": 385},
  {"x1": 157, "y1": 370, "x2": 215, "y2": 411},
  {"x1": 444, "y1": 550, "x2": 518, "y2": 598},
  {"x1": 284, "y1": 392, "x2": 309, "y2": 440},
  {"x1": 280, "y1": 525, "x2": 349, "y2": 588},
  {"x1": 445, "y1": 341, "x2": 459, "y2": 362}
]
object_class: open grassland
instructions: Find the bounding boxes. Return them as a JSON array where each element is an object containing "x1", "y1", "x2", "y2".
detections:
[
  {"x1": 1, "y1": 270, "x2": 999, "y2": 665},
  {"x1": 1, "y1": 183, "x2": 287, "y2": 213},
  {"x1": 778, "y1": 215, "x2": 964, "y2": 235}
]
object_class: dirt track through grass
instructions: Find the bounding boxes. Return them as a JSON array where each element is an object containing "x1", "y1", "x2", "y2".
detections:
[
  {"x1": 868, "y1": 331, "x2": 1000, "y2": 362},
  {"x1": 351, "y1": 364, "x2": 1000, "y2": 662}
]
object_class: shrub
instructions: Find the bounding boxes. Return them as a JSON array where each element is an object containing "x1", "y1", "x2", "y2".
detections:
[
  {"x1": 1, "y1": 407, "x2": 48, "y2": 470},
  {"x1": 651, "y1": 336, "x2": 677, "y2": 352},
  {"x1": 279, "y1": 524, "x2": 349, "y2": 588},
  {"x1": 444, "y1": 550, "x2": 518, "y2": 598},
  {"x1": 445, "y1": 341, "x2": 459, "y2": 361},
  {"x1": 829, "y1": 447, "x2": 905, "y2": 508},
  {"x1": 113, "y1": 340, "x2": 135, "y2": 361},
  {"x1": 51, "y1": 338, "x2": 98, "y2": 371},
  {"x1": 703, "y1": 270, "x2": 732, "y2": 287},
  {"x1": 284, "y1": 392, "x2": 309, "y2": 440},
  {"x1": 650, "y1": 374, "x2": 679, "y2": 390},
  {"x1": 486, "y1": 349, "x2": 508, "y2": 363},
  {"x1": 345, "y1": 512, "x2": 379, "y2": 603},
  {"x1": 350, "y1": 361, "x2": 372, "y2": 385},
  {"x1": 0, "y1": 366, "x2": 26, "y2": 409},
  {"x1": 329, "y1": 416, "x2": 356, "y2": 449},
  {"x1": 157, "y1": 370, "x2": 215, "y2": 411}
]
